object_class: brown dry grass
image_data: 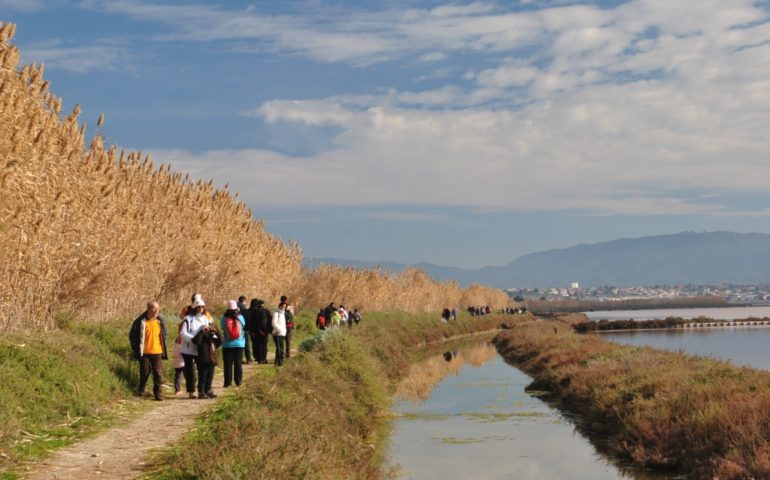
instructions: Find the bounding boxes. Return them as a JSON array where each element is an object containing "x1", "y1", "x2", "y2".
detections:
[
  {"x1": 0, "y1": 23, "x2": 510, "y2": 332},
  {"x1": 495, "y1": 321, "x2": 770, "y2": 479}
]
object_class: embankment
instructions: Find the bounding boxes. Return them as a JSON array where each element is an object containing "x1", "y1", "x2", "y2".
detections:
[
  {"x1": 145, "y1": 312, "x2": 521, "y2": 479},
  {"x1": 494, "y1": 321, "x2": 770, "y2": 479}
]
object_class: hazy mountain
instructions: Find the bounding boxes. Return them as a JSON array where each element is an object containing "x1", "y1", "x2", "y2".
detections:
[{"x1": 308, "y1": 231, "x2": 770, "y2": 288}]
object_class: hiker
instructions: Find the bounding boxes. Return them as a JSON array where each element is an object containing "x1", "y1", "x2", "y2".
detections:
[
  {"x1": 221, "y1": 300, "x2": 246, "y2": 388},
  {"x1": 192, "y1": 323, "x2": 221, "y2": 398},
  {"x1": 129, "y1": 301, "x2": 168, "y2": 401},
  {"x1": 441, "y1": 308, "x2": 451, "y2": 322},
  {"x1": 323, "y1": 302, "x2": 336, "y2": 327},
  {"x1": 172, "y1": 323, "x2": 185, "y2": 395},
  {"x1": 339, "y1": 304, "x2": 348, "y2": 328},
  {"x1": 248, "y1": 298, "x2": 271, "y2": 364},
  {"x1": 331, "y1": 308, "x2": 342, "y2": 329},
  {"x1": 237, "y1": 295, "x2": 252, "y2": 364},
  {"x1": 351, "y1": 308, "x2": 361, "y2": 325},
  {"x1": 279, "y1": 295, "x2": 295, "y2": 359},
  {"x1": 180, "y1": 296, "x2": 212, "y2": 399},
  {"x1": 451, "y1": 307, "x2": 457, "y2": 321},
  {"x1": 316, "y1": 309, "x2": 326, "y2": 330},
  {"x1": 272, "y1": 301, "x2": 288, "y2": 366}
]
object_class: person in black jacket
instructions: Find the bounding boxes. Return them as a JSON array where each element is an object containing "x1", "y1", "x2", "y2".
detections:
[
  {"x1": 248, "y1": 298, "x2": 271, "y2": 364},
  {"x1": 128, "y1": 302, "x2": 168, "y2": 401},
  {"x1": 192, "y1": 325, "x2": 221, "y2": 399}
]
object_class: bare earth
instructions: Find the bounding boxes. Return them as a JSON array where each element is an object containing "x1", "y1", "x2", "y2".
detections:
[{"x1": 22, "y1": 362, "x2": 263, "y2": 480}]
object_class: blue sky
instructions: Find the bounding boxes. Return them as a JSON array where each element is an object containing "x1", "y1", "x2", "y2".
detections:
[{"x1": 5, "y1": 0, "x2": 770, "y2": 268}]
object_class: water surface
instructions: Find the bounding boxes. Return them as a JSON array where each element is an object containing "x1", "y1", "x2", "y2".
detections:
[{"x1": 390, "y1": 345, "x2": 666, "y2": 479}]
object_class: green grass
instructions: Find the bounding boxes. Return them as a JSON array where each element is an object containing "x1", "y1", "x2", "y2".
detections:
[{"x1": 0, "y1": 314, "x2": 149, "y2": 473}]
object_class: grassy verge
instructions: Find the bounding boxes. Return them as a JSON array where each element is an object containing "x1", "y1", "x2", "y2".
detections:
[
  {"x1": 145, "y1": 312, "x2": 516, "y2": 479},
  {"x1": 0, "y1": 315, "x2": 148, "y2": 474},
  {"x1": 494, "y1": 321, "x2": 770, "y2": 479}
]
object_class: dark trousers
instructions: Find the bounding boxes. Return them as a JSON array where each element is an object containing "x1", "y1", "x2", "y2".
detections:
[
  {"x1": 223, "y1": 347, "x2": 243, "y2": 387},
  {"x1": 273, "y1": 335, "x2": 285, "y2": 366},
  {"x1": 138, "y1": 354, "x2": 163, "y2": 398},
  {"x1": 243, "y1": 334, "x2": 252, "y2": 363},
  {"x1": 182, "y1": 353, "x2": 198, "y2": 393},
  {"x1": 285, "y1": 329, "x2": 293, "y2": 358},
  {"x1": 199, "y1": 364, "x2": 215, "y2": 395},
  {"x1": 254, "y1": 334, "x2": 269, "y2": 363}
]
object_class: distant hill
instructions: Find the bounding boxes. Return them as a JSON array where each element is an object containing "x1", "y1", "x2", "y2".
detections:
[{"x1": 308, "y1": 231, "x2": 770, "y2": 288}]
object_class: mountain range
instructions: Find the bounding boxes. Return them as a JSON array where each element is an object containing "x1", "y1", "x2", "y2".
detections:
[{"x1": 306, "y1": 231, "x2": 770, "y2": 288}]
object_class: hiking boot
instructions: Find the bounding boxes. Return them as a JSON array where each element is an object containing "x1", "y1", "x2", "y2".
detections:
[
  {"x1": 206, "y1": 391, "x2": 217, "y2": 399},
  {"x1": 154, "y1": 396, "x2": 163, "y2": 401},
  {"x1": 188, "y1": 392, "x2": 197, "y2": 399}
]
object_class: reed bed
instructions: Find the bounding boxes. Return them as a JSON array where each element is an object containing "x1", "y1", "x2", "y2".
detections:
[
  {"x1": 0, "y1": 22, "x2": 509, "y2": 333},
  {"x1": 495, "y1": 322, "x2": 770, "y2": 479}
]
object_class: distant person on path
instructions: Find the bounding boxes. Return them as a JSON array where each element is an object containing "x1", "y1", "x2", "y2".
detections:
[
  {"x1": 248, "y1": 298, "x2": 271, "y2": 364},
  {"x1": 351, "y1": 308, "x2": 361, "y2": 326},
  {"x1": 237, "y1": 295, "x2": 252, "y2": 364},
  {"x1": 339, "y1": 305, "x2": 349, "y2": 328},
  {"x1": 281, "y1": 296, "x2": 295, "y2": 359},
  {"x1": 221, "y1": 300, "x2": 246, "y2": 388},
  {"x1": 324, "y1": 302, "x2": 336, "y2": 328},
  {"x1": 451, "y1": 307, "x2": 457, "y2": 321},
  {"x1": 180, "y1": 296, "x2": 212, "y2": 399},
  {"x1": 272, "y1": 301, "x2": 288, "y2": 366},
  {"x1": 331, "y1": 308, "x2": 342, "y2": 329},
  {"x1": 316, "y1": 309, "x2": 327, "y2": 330},
  {"x1": 192, "y1": 322, "x2": 221, "y2": 398},
  {"x1": 129, "y1": 301, "x2": 168, "y2": 401}
]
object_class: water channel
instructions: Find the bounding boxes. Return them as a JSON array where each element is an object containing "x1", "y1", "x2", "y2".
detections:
[
  {"x1": 389, "y1": 340, "x2": 667, "y2": 479},
  {"x1": 584, "y1": 305, "x2": 770, "y2": 321}
]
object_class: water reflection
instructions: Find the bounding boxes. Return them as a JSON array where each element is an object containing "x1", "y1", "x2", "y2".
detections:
[{"x1": 390, "y1": 342, "x2": 669, "y2": 480}]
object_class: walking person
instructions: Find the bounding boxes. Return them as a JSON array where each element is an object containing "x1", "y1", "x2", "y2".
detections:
[
  {"x1": 180, "y1": 296, "x2": 212, "y2": 398},
  {"x1": 316, "y1": 308, "x2": 327, "y2": 330},
  {"x1": 272, "y1": 301, "x2": 287, "y2": 366},
  {"x1": 129, "y1": 301, "x2": 168, "y2": 401},
  {"x1": 221, "y1": 300, "x2": 246, "y2": 388},
  {"x1": 192, "y1": 323, "x2": 221, "y2": 399},
  {"x1": 237, "y1": 295, "x2": 252, "y2": 364},
  {"x1": 281, "y1": 295, "x2": 295, "y2": 359},
  {"x1": 248, "y1": 298, "x2": 271, "y2": 364}
]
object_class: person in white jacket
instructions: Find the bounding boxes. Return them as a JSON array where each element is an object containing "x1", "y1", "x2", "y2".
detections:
[
  {"x1": 180, "y1": 297, "x2": 212, "y2": 398},
  {"x1": 271, "y1": 302, "x2": 287, "y2": 366}
]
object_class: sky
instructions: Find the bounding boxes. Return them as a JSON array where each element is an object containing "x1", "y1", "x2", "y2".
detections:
[{"x1": 5, "y1": 0, "x2": 770, "y2": 268}]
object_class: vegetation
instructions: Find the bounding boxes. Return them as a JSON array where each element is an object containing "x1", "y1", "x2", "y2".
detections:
[
  {"x1": 146, "y1": 312, "x2": 519, "y2": 479},
  {"x1": 494, "y1": 321, "x2": 770, "y2": 479},
  {"x1": 0, "y1": 316, "x2": 146, "y2": 470},
  {"x1": 526, "y1": 295, "x2": 726, "y2": 314}
]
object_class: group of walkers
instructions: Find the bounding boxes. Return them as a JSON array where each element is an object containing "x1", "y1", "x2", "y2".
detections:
[
  {"x1": 468, "y1": 305, "x2": 492, "y2": 316},
  {"x1": 440, "y1": 307, "x2": 457, "y2": 322},
  {"x1": 314, "y1": 302, "x2": 361, "y2": 330},
  {"x1": 128, "y1": 293, "x2": 296, "y2": 401}
]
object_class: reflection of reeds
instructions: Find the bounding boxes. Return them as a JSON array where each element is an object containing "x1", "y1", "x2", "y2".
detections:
[{"x1": 396, "y1": 343, "x2": 497, "y2": 402}]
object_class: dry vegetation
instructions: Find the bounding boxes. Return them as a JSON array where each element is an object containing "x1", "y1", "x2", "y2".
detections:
[
  {"x1": 0, "y1": 22, "x2": 509, "y2": 333},
  {"x1": 495, "y1": 322, "x2": 770, "y2": 479}
]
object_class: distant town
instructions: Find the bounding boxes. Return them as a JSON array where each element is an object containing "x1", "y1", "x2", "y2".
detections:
[{"x1": 507, "y1": 284, "x2": 770, "y2": 305}]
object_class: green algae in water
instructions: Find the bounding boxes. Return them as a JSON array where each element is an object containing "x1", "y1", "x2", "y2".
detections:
[
  {"x1": 435, "y1": 435, "x2": 516, "y2": 444},
  {"x1": 461, "y1": 412, "x2": 548, "y2": 422},
  {"x1": 400, "y1": 412, "x2": 450, "y2": 421}
]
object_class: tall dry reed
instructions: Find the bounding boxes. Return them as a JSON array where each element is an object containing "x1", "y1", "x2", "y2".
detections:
[
  {"x1": 0, "y1": 23, "x2": 302, "y2": 331},
  {"x1": 0, "y1": 22, "x2": 510, "y2": 332}
]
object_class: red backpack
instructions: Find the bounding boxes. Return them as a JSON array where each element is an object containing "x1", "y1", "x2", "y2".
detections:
[{"x1": 225, "y1": 315, "x2": 241, "y2": 341}]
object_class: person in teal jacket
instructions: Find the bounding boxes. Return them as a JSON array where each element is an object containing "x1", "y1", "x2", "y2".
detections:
[{"x1": 220, "y1": 300, "x2": 246, "y2": 387}]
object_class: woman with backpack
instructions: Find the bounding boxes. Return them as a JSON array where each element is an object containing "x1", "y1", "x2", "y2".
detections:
[{"x1": 220, "y1": 300, "x2": 246, "y2": 388}]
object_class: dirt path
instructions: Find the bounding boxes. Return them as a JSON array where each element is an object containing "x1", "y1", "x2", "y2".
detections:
[{"x1": 21, "y1": 362, "x2": 265, "y2": 480}]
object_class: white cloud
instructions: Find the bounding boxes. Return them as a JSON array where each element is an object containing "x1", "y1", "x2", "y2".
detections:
[{"x1": 100, "y1": 0, "x2": 770, "y2": 216}]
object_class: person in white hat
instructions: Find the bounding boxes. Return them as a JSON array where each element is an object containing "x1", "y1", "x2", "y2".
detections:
[{"x1": 180, "y1": 296, "x2": 212, "y2": 398}]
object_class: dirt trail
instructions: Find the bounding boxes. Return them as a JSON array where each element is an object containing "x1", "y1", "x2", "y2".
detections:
[{"x1": 21, "y1": 362, "x2": 265, "y2": 480}]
